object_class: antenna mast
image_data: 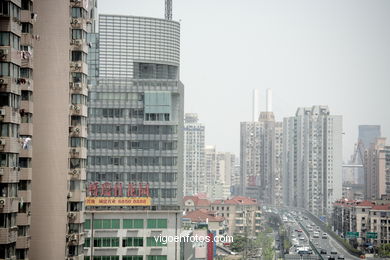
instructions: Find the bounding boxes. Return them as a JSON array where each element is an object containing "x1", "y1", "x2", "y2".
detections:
[{"x1": 165, "y1": 0, "x2": 172, "y2": 20}]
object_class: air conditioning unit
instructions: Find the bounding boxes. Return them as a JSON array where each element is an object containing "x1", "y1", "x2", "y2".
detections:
[
  {"x1": 0, "y1": 78, "x2": 6, "y2": 85},
  {"x1": 0, "y1": 109, "x2": 5, "y2": 116},
  {"x1": 70, "y1": 169, "x2": 79, "y2": 176},
  {"x1": 67, "y1": 192, "x2": 73, "y2": 199},
  {"x1": 68, "y1": 212, "x2": 76, "y2": 219},
  {"x1": 71, "y1": 19, "x2": 80, "y2": 25},
  {"x1": 0, "y1": 49, "x2": 8, "y2": 58},
  {"x1": 73, "y1": 128, "x2": 81, "y2": 134},
  {"x1": 0, "y1": 139, "x2": 6, "y2": 145},
  {"x1": 74, "y1": 83, "x2": 82, "y2": 89},
  {"x1": 0, "y1": 168, "x2": 3, "y2": 176},
  {"x1": 0, "y1": 198, "x2": 6, "y2": 208}
]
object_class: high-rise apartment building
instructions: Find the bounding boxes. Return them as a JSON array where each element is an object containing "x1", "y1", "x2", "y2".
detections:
[
  {"x1": 239, "y1": 90, "x2": 282, "y2": 205},
  {"x1": 85, "y1": 14, "x2": 184, "y2": 259},
  {"x1": 364, "y1": 137, "x2": 390, "y2": 200},
  {"x1": 0, "y1": 0, "x2": 35, "y2": 258},
  {"x1": 30, "y1": 0, "x2": 96, "y2": 258},
  {"x1": 184, "y1": 113, "x2": 205, "y2": 196},
  {"x1": 274, "y1": 121, "x2": 283, "y2": 207},
  {"x1": 283, "y1": 106, "x2": 342, "y2": 217}
]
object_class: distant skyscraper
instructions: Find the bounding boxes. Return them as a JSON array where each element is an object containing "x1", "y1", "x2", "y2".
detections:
[
  {"x1": 252, "y1": 89, "x2": 260, "y2": 121},
  {"x1": 184, "y1": 113, "x2": 205, "y2": 196},
  {"x1": 283, "y1": 106, "x2": 342, "y2": 217},
  {"x1": 359, "y1": 125, "x2": 381, "y2": 149},
  {"x1": 204, "y1": 145, "x2": 217, "y2": 197},
  {"x1": 364, "y1": 138, "x2": 390, "y2": 200},
  {"x1": 85, "y1": 13, "x2": 184, "y2": 259}
]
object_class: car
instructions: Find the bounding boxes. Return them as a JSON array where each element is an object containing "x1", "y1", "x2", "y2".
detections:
[
  {"x1": 337, "y1": 255, "x2": 345, "y2": 259},
  {"x1": 331, "y1": 251, "x2": 337, "y2": 255},
  {"x1": 320, "y1": 249, "x2": 327, "y2": 254},
  {"x1": 327, "y1": 256, "x2": 335, "y2": 260},
  {"x1": 299, "y1": 237, "x2": 305, "y2": 241}
]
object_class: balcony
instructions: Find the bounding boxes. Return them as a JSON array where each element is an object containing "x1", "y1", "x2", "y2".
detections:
[
  {"x1": 69, "y1": 82, "x2": 88, "y2": 96},
  {"x1": 0, "y1": 167, "x2": 19, "y2": 183},
  {"x1": 0, "y1": 77, "x2": 19, "y2": 95},
  {"x1": 20, "y1": 10, "x2": 36, "y2": 24},
  {"x1": 19, "y1": 147, "x2": 32, "y2": 158},
  {"x1": 20, "y1": 123, "x2": 33, "y2": 136},
  {"x1": 68, "y1": 168, "x2": 86, "y2": 181},
  {"x1": 19, "y1": 168, "x2": 32, "y2": 181},
  {"x1": 16, "y1": 212, "x2": 31, "y2": 226},
  {"x1": 67, "y1": 232, "x2": 85, "y2": 246},
  {"x1": 16, "y1": 235, "x2": 31, "y2": 249},
  {"x1": 20, "y1": 100, "x2": 33, "y2": 113},
  {"x1": 66, "y1": 255, "x2": 84, "y2": 260},
  {"x1": 21, "y1": 33, "x2": 34, "y2": 46},
  {"x1": 0, "y1": 197, "x2": 19, "y2": 213},
  {"x1": 0, "y1": 46, "x2": 21, "y2": 66},
  {"x1": 0, "y1": 227, "x2": 18, "y2": 244},
  {"x1": 70, "y1": 0, "x2": 89, "y2": 9},
  {"x1": 69, "y1": 147, "x2": 87, "y2": 159},
  {"x1": 69, "y1": 125, "x2": 87, "y2": 138},
  {"x1": 70, "y1": 39, "x2": 89, "y2": 53},
  {"x1": 70, "y1": 61, "x2": 88, "y2": 74},
  {"x1": 18, "y1": 190, "x2": 32, "y2": 203},
  {"x1": 0, "y1": 17, "x2": 21, "y2": 37},
  {"x1": 0, "y1": 107, "x2": 21, "y2": 124},
  {"x1": 67, "y1": 211, "x2": 84, "y2": 224},
  {"x1": 21, "y1": 55, "x2": 33, "y2": 69},
  {"x1": 70, "y1": 18, "x2": 89, "y2": 31},
  {"x1": 70, "y1": 104, "x2": 87, "y2": 117},
  {"x1": 68, "y1": 190, "x2": 86, "y2": 202},
  {"x1": 0, "y1": 137, "x2": 20, "y2": 153}
]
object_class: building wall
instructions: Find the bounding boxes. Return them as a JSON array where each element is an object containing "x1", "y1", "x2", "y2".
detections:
[{"x1": 84, "y1": 211, "x2": 181, "y2": 259}]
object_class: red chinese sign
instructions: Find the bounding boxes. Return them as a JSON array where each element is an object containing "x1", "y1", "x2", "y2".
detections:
[{"x1": 87, "y1": 182, "x2": 150, "y2": 197}]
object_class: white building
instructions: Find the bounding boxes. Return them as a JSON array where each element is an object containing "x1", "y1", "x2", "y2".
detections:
[
  {"x1": 283, "y1": 106, "x2": 342, "y2": 217},
  {"x1": 184, "y1": 113, "x2": 205, "y2": 196}
]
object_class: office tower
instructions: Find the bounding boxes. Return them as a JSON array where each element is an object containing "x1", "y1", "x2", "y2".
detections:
[
  {"x1": 215, "y1": 152, "x2": 233, "y2": 199},
  {"x1": 29, "y1": 0, "x2": 96, "y2": 259},
  {"x1": 230, "y1": 157, "x2": 241, "y2": 196},
  {"x1": 240, "y1": 89, "x2": 282, "y2": 205},
  {"x1": 85, "y1": 14, "x2": 184, "y2": 259},
  {"x1": 0, "y1": 0, "x2": 35, "y2": 258},
  {"x1": 359, "y1": 125, "x2": 381, "y2": 149},
  {"x1": 184, "y1": 113, "x2": 205, "y2": 196},
  {"x1": 204, "y1": 145, "x2": 216, "y2": 197},
  {"x1": 364, "y1": 138, "x2": 390, "y2": 200},
  {"x1": 283, "y1": 106, "x2": 342, "y2": 217}
]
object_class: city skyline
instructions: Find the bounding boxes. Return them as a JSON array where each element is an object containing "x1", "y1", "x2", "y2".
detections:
[{"x1": 99, "y1": 0, "x2": 390, "y2": 161}]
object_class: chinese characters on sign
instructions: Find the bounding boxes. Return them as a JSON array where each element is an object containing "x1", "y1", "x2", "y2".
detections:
[
  {"x1": 88, "y1": 182, "x2": 150, "y2": 197},
  {"x1": 85, "y1": 197, "x2": 151, "y2": 206}
]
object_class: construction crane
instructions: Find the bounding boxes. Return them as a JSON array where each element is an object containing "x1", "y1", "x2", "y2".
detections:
[{"x1": 165, "y1": 0, "x2": 172, "y2": 20}]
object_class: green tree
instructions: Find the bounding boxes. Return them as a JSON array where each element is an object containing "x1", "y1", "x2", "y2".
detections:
[
  {"x1": 379, "y1": 243, "x2": 390, "y2": 257},
  {"x1": 230, "y1": 235, "x2": 246, "y2": 252}
]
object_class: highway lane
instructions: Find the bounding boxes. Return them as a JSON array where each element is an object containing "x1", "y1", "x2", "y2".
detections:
[{"x1": 296, "y1": 212, "x2": 360, "y2": 260}]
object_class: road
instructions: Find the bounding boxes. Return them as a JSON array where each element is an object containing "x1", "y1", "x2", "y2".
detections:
[{"x1": 277, "y1": 209, "x2": 361, "y2": 260}]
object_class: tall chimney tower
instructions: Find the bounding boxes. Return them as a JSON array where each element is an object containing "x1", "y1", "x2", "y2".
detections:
[
  {"x1": 165, "y1": 0, "x2": 172, "y2": 20},
  {"x1": 252, "y1": 89, "x2": 260, "y2": 121},
  {"x1": 266, "y1": 88, "x2": 272, "y2": 112}
]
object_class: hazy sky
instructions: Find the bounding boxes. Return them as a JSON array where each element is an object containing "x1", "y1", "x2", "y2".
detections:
[{"x1": 98, "y1": 0, "x2": 390, "y2": 161}]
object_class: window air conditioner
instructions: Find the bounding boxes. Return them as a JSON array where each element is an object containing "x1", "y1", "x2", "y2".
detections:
[
  {"x1": 68, "y1": 212, "x2": 76, "y2": 219},
  {"x1": 0, "y1": 139, "x2": 6, "y2": 145},
  {"x1": 0, "y1": 198, "x2": 6, "y2": 208},
  {"x1": 74, "y1": 83, "x2": 82, "y2": 89},
  {"x1": 0, "y1": 109, "x2": 5, "y2": 116},
  {"x1": 67, "y1": 192, "x2": 73, "y2": 199}
]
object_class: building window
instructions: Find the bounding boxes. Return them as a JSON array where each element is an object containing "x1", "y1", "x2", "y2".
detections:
[
  {"x1": 123, "y1": 219, "x2": 144, "y2": 229},
  {"x1": 146, "y1": 237, "x2": 167, "y2": 247},
  {"x1": 122, "y1": 237, "x2": 144, "y2": 247},
  {"x1": 147, "y1": 219, "x2": 167, "y2": 229}
]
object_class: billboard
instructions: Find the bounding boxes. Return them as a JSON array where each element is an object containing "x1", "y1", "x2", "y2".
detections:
[{"x1": 85, "y1": 197, "x2": 151, "y2": 206}]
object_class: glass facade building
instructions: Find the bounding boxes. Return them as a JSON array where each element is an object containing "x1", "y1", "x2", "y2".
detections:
[{"x1": 87, "y1": 14, "x2": 184, "y2": 209}]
